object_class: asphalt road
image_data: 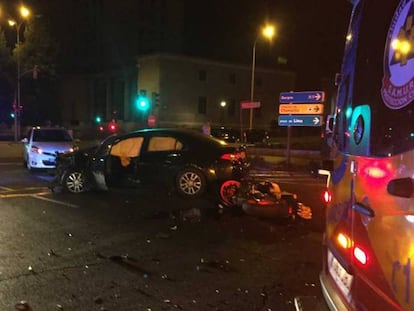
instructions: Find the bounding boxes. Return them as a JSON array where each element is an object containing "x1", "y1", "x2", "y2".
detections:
[{"x1": 0, "y1": 161, "x2": 328, "y2": 311}]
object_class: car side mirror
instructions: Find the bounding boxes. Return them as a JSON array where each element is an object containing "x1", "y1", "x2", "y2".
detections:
[{"x1": 21, "y1": 138, "x2": 28, "y2": 144}]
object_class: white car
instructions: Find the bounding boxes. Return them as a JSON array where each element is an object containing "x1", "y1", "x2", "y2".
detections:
[{"x1": 23, "y1": 127, "x2": 77, "y2": 170}]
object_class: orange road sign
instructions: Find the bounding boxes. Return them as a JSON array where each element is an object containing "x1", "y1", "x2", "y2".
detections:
[{"x1": 279, "y1": 104, "x2": 324, "y2": 115}]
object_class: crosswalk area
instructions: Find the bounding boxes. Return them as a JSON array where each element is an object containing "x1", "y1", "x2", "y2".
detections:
[{"x1": 0, "y1": 185, "x2": 51, "y2": 198}]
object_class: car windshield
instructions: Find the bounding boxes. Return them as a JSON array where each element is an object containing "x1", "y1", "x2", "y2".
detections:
[{"x1": 33, "y1": 129, "x2": 73, "y2": 142}]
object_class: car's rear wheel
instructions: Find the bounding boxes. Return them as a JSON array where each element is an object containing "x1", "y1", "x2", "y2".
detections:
[
  {"x1": 176, "y1": 168, "x2": 206, "y2": 198},
  {"x1": 63, "y1": 170, "x2": 88, "y2": 194}
]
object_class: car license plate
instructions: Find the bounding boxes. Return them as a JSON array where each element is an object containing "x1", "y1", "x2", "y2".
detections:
[{"x1": 328, "y1": 250, "x2": 353, "y2": 299}]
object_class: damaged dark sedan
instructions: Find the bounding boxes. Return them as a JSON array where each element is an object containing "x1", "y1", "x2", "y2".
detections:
[{"x1": 52, "y1": 128, "x2": 249, "y2": 201}]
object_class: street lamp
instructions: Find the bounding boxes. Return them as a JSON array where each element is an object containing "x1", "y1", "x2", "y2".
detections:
[
  {"x1": 249, "y1": 24, "x2": 276, "y2": 130},
  {"x1": 9, "y1": 5, "x2": 31, "y2": 141},
  {"x1": 220, "y1": 100, "x2": 227, "y2": 123}
]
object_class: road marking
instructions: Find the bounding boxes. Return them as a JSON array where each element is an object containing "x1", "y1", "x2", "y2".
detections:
[
  {"x1": 31, "y1": 195, "x2": 79, "y2": 208},
  {"x1": 0, "y1": 186, "x2": 13, "y2": 191},
  {"x1": 0, "y1": 193, "x2": 36, "y2": 198},
  {"x1": 0, "y1": 187, "x2": 79, "y2": 208}
]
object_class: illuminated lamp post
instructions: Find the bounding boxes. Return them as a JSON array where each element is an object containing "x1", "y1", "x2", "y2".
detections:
[
  {"x1": 8, "y1": 5, "x2": 31, "y2": 141},
  {"x1": 249, "y1": 24, "x2": 276, "y2": 130}
]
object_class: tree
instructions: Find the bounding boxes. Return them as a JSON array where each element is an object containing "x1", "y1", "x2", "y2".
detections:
[
  {"x1": 0, "y1": 28, "x2": 12, "y2": 71},
  {"x1": 11, "y1": 17, "x2": 59, "y2": 125},
  {"x1": 16, "y1": 17, "x2": 58, "y2": 78}
]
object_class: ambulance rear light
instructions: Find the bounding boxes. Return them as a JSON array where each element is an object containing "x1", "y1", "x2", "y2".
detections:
[
  {"x1": 323, "y1": 190, "x2": 332, "y2": 204},
  {"x1": 336, "y1": 232, "x2": 370, "y2": 266},
  {"x1": 337, "y1": 232, "x2": 352, "y2": 249},
  {"x1": 354, "y1": 246, "x2": 368, "y2": 265}
]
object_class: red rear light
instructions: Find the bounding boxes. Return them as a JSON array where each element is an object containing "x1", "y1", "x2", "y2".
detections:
[
  {"x1": 323, "y1": 190, "x2": 332, "y2": 203},
  {"x1": 220, "y1": 152, "x2": 245, "y2": 161},
  {"x1": 354, "y1": 246, "x2": 368, "y2": 265},
  {"x1": 336, "y1": 232, "x2": 370, "y2": 266}
]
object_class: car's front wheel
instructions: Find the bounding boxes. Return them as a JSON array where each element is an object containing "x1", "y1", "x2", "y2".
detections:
[
  {"x1": 176, "y1": 168, "x2": 206, "y2": 198},
  {"x1": 219, "y1": 180, "x2": 241, "y2": 207},
  {"x1": 25, "y1": 155, "x2": 34, "y2": 172},
  {"x1": 63, "y1": 170, "x2": 88, "y2": 194}
]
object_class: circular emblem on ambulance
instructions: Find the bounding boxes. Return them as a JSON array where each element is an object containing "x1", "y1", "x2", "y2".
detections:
[{"x1": 382, "y1": 0, "x2": 414, "y2": 109}]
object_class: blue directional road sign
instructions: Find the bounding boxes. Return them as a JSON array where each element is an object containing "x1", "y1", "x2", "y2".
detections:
[
  {"x1": 279, "y1": 91, "x2": 325, "y2": 103},
  {"x1": 278, "y1": 115, "x2": 322, "y2": 127}
]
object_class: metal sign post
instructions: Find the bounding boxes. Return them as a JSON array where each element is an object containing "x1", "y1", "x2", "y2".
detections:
[
  {"x1": 278, "y1": 91, "x2": 325, "y2": 170},
  {"x1": 240, "y1": 101, "x2": 261, "y2": 142}
]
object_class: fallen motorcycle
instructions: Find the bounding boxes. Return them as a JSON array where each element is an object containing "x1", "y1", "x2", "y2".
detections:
[{"x1": 219, "y1": 178, "x2": 312, "y2": 221}]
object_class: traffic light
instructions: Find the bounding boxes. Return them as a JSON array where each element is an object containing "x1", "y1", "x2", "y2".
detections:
[
  {"x1": 10, "y1": 112, "x2": 15, "y2": 119},
  {"x1": 135, "y1": 90, "x2": 151, "y2": 112},
  {"x1": 95, "y1": 115, "x2": 102, "y2": 123},
  {"x1": 152, "y1": 92, "x2": 160, "y2": 107},
  {"x1": 108, "y1": 119, "x2": 118, "y2": 133}
]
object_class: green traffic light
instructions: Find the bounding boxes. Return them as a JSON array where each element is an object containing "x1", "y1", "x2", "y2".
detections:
[
  {"x1": 95, "y1": 116, "x2": 102, "y2": 123},
  {"x1": 136, "y1": 96, "x2": 151, "y2": 111},
  {"x1": 10, "y1": 112, "x2": 15, "y2": 119}
]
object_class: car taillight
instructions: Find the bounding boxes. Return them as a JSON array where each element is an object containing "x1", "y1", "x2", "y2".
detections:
[
  {"x1": 336, "y1": 232, "x2": 369, "y2": 266},
  {"x1": 220, "y1": 151, "x2": 245, "y2": 161},
  {"x1": 323, "y1": 189, "x2": 332, "y2": 203}
]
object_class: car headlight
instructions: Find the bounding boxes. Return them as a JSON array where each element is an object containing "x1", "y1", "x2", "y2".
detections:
[
  {"x1": 69, "y1": 145, "x2": 79, "y2": 153},
  {"x1": 31, "y1": 146, "x2": 42, "y2": 154}
]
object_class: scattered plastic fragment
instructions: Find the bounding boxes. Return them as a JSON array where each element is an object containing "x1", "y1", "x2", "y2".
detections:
[
  {"x1": 56, "y1": 304, "x2": 63, "y2": 310},
  {"x1": 48, "y1": 249, "x2": 59, "y2": 257},
  {"x1": 15, "y1": 301, "x2": 33, "y2": 311},
  {"x1": 156, "y1": 232, "x2": 170, "y2": 239}
]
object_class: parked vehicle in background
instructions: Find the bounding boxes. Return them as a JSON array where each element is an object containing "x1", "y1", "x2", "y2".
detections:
[
  {"x1": 22, "y1": 126, "x2": 77, "y2": 170},
  {"x1": 243, "y1": 129, "x2": 270, "y2": 146},
  {"x1": 319, "y1": 1, "x2": 414, "y2": 310},
  {"x1": 211, "y1": 127, "x2": 241, "y2": 143},
  {"x1": 211, "y1": 127, "x2": 270, "y2": 146},
  {"x1": 53, "y1": 128, "x2": 249, "y2": 203}
]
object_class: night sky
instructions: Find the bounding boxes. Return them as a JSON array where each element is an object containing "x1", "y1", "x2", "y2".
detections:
[
  {"x1": 184, "y1": 0, "x2": 352, "y2": 89},
  {"x1": 5, "y1": 0, "x2": 352, "y2": 90}
]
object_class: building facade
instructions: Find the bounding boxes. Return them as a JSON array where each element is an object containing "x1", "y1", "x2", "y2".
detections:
[
  {"x1": 58, "y1": 54, "x2": 295, "y2": 133},
  {"x1": 136, "y1": 54, "x2": 295, "y2": 130}
]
